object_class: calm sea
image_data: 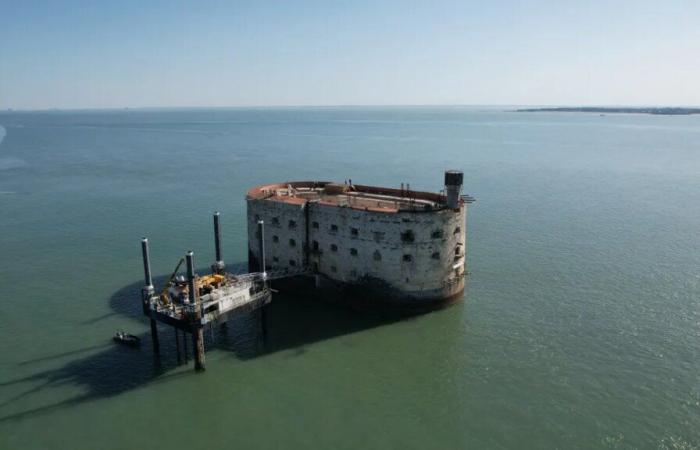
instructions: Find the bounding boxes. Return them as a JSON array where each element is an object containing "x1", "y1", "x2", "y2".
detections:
[{"x1": 0, "y1": 107, "x2": 698, "y2": 449}]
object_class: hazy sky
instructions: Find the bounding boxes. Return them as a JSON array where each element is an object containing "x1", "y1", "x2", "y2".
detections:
[{"x1": 1, "y1": 0, "x2": 699, "y2": 109}]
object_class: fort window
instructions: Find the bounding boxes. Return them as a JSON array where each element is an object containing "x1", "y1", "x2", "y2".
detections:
[
  {"x1": 330, "y1": 224, "x2": 338, "y2": 232},
  {"x1": 403, "y1": 254, "x2": 413, "y2": 262},
  {"x1": 373, "y1": 250, "x2": 382, "y2": 261},
  {"x1": 312, "y1": 262, "x2": 319, "y2": 272},
  {"x1": 312, "y1": 221, "x2": 319, "y2": 229},
  {"x1": 431, "y1": 230, "x2": 444, "y2": 239},
  {"x1": 330, "y1": 244, "x2": 338, "y2": 252},
  {"x1": 350, "y1": 227, "x2": 359, "y2": 237},
  {"x1": 373, "y1": 231, "x2": 385, "y2": 241},
  {"x1": 271, "y1": 217, "x2": 280, "y2": 226},
  {"x1": 431, "y1": 251, "x2": 440, "y2": 260},
  {"x1": 289, "y1": 260, "x2": 296, "y2": 266},
  {"x1": 312, "y1": 240, "x2": 319, "y2": 251},
  {"x1": 331, "y1": 265, "x2": 337, "y2": 273},
  {"x1": 350, "y1": 248, "x2": 358, "y2": 256},
  {"x1": 288, "y1": 219, "x2": 297, "y2": 229},
  {"x1": 454, "y1": 226, "x2": 461, "y2": 235},
  {"x1": 272, "y1": 235, "x2": 279, "y2": 243},
  {"x1": 289, "y1": 238, "x2": 296, "y2": 247},
  {"x1": 455, "y1": 247, "x2": 460, "y2": 255},
  {"x1": 401, "y1": 230, "x2": 415, "y2": 243},
  {"x1": 272, "y1": 256, "x2": 279, "y2": 262}
]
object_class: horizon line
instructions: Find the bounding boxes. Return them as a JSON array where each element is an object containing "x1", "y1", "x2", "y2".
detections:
[{"x1": 2, "y1": 103, "x2": 700, "y2": 113}]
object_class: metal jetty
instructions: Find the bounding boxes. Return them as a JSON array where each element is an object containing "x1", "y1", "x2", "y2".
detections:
[{"x1": 139, "y1": 213, "x2": 308, "y2": 371}]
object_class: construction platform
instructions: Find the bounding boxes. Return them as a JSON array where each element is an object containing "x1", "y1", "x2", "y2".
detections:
[{"x1": 139, "y1": 212, "x2": 307, "y2": 371}]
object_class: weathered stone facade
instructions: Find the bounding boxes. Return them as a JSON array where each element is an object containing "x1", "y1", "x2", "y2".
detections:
[{"x1": 246, "y1": 181, "x2": 467, "y2": 305}]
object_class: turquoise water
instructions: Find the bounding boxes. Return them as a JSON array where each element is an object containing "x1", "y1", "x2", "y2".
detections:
[{"x1": 0, "y1": 107, "x2": 699, "y2": 449}]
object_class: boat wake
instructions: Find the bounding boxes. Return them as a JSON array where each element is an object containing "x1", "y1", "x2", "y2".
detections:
[{"x1": 0, "y1": 125, "x2": 28, "y2": 172}]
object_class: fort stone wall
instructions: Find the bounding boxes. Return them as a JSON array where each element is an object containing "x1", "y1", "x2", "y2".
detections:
[{"x1": 247, "y1": 197, "x2": 466, "y2": 303}]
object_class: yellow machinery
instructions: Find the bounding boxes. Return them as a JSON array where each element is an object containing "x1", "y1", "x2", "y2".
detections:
[
  {"x1": 196, "y1": 274, "x2": 226, "y2": 294},
  {"x1": 159, "y1": 258, "x2": 226, "y2": 305}
]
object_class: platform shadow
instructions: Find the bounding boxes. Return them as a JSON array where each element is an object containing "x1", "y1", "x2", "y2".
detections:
[{"x1": 0, "y1": 261, "x2": 429, "y2": 422}]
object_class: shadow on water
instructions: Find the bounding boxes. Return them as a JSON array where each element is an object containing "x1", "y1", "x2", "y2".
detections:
[
  {"x1": 0, "y1": 261, "x2": 427, "y2": 422},
  {"x1": 17, "y1": 344, "x2": 113, "y2": 366}
]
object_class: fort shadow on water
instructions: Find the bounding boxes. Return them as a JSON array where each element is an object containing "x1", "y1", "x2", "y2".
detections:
[{"x1": 1, "y1": 171, "x2": 472, "y2": 422}]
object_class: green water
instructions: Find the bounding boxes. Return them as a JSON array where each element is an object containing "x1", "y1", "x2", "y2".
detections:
[{"x1": 0, "y1": 107, "x2": 698, "y2": 449}]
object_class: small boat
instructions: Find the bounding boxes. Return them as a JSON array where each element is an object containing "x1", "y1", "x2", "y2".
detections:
[{"x1": 113, "y1": 331, "x2": 141, "y2": 347}]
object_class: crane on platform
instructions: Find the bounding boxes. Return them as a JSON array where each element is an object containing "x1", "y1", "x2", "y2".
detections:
[{"x1": 159, "y1": 257, "x2": 184, "y2": 305}]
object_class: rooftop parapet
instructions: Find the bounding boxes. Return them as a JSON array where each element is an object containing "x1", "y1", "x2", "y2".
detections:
[{"x1": 246, "y1": 181, "x2": 456, "y2": 213}]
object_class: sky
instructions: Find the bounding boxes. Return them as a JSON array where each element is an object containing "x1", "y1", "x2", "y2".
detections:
[{"x1": 1, "y1": 0, "x2": 699, "y2": 109}]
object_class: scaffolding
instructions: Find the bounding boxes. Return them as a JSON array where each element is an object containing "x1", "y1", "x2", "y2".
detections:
[{"x1": 139, "y1": 214, "x2": 274, "y2": 372}]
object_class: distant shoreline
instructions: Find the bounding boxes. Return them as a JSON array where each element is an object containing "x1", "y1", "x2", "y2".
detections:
[
  {"x1": 517, "y1": 107, "x2": 700, "y2": 116},
  {"x1": 2, "y1": 105, "x2": 699, "y2": 115}
]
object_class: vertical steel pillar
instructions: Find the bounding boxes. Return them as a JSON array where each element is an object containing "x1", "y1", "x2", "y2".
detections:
[
  {"x1": 149, "y1": 320, "x2": 159, "y2": 355},
  {"x1": 141, "y1": 238, "x2": 159, "y2": 354},
  {"x1": 212, "y1": 212, "x2": 225, "y2": 274},
  {"x1": 257, "y1": 220, "x2": 269, "y2": 344},
  {"x1": 260, "y1": 307, "x2": 267, "y2": 345},
  {"x1": 141, "y1": 238, "x2": 153, "y2": 289},
  {"x1": 174, "y1": 328, "x2": 181, "y2": 364},
  {"x1": 183, "y1": 331, "x2": 188, "y2": 364},
  {"x1": 186, "y1": 251, "x2": 205, "y2": 371}
]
